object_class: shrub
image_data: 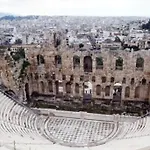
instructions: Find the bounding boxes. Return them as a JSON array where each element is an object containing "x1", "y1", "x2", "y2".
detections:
[
  {"x1": 19, "y1": 60, "x2": 30, "y2": 79},
  {"x1": 11, "y1": 48, "x2": 25, "y2": 61}
]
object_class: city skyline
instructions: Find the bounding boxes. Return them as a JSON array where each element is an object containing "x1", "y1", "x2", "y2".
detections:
[{"x1": 0, "y1": 0, "x2": 150, "y2": 17}]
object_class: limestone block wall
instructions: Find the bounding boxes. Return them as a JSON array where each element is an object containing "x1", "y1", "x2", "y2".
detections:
[
  {"x1": 0, "y1": 45, "x2": 150, "y2": 103},
  {"x1": 25, "y1": 47, "x2": 150, "y2": 103}
]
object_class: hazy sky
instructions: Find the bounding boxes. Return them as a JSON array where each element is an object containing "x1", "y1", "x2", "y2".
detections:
[{"x1": 0, "y1": 0, "x2": 149, "y2": 16}]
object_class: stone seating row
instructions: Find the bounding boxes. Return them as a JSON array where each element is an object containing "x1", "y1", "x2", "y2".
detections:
[
  {"x1": 0, "y1": 92, "x2": 50, "y2": 144},
  {"x1": 1, "y1": 90, "x2": 150, "y2": 149},
  {"x1": 0, "y1": 94, "x2": 36, "y2": 130},
  {"x1": 117, "y1": 116, "x2": 150, "y2": 139}
]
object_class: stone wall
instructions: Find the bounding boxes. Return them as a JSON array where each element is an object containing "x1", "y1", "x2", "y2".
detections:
[
  {"x1": 1, "y1": 44, "x2": 150, "y2": 105},
  {"x1": 25, "y1": 47, "x2": 150, "y2": 104}
]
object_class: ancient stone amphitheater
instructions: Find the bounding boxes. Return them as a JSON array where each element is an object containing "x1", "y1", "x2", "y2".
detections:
[{"x1": 0, "y1": 90, "x2": 150, "y2": 150}]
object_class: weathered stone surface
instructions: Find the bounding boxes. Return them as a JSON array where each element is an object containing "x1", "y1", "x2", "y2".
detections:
[{"x1": 1, "y1": 44, "x2": 150, "y2": 105}]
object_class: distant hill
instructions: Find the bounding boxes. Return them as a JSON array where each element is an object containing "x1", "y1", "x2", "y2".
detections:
[
  {"x1": 0, "y1": 15, "x2": 39, "y2": 21},
  {"x1": 0, "y1": 13, "x2": 12, "y2": 17}
]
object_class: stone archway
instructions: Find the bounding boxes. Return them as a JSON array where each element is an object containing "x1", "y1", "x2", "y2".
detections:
[
  {"x1": 75, "y1": 83, "x2": 80, "y2": 94},
  {"x1": 40, "y1": 81, "x2": 45, "y2": 93},
  {"x1": 135, "y1": 86, "x2": 140, "y2": 98},
  {"x1": 83, "y1": 56, "x2": 92, "y2": 72},
  {"x1": 55, "y1": 81, "x2": 59, "y2": 94},
  {"x1": 73, "y1": 56, "x2": 80, "y2": 68},
  {"x1": 66, "y1": 82, "x2": 72, "y2": 94},
  {"x1": 83, "y1": 81, "x2": 92, "y2": 104},
  {"x1": 96, "y1": 85, "x2": 101, "y2": 96},
  {"x1": 55, "y1": 80, "x2": 63, "y2": 95},
  {"x1": 48, "y1": 80, "x2": 53, "y2": 92},
  {"x1": 125, "y1": 86, "x2": 130, "y2": 98},
  {"x1": 55, "y1": 55, "x2": 62, "y2": 68},
  {"x1": 112, "y1": 83, "x2": 122, "y2": 105}
]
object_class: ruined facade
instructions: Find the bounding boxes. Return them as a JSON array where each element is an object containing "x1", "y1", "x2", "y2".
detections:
[
  {"x1": 25, "y1": 46, "x2": 150, "y2": 104},
  {"x1": 1, "y1": 44, "x2": 150, "y2": 113}
]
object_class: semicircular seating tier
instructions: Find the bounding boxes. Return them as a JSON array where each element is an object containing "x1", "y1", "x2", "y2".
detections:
[
  {"x1": 0, "y1": 91, "x2": 52, "y2": 146},
  {"x1": 0, "y1": 90, "x2": 150, "y2": 150}
]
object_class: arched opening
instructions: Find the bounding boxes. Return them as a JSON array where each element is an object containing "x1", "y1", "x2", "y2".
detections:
[
  {"x1": 55, "y1": 81, "x2": 59, "y2": 94},
  {"x1": 66, "y1": 82, "x2": 72, "y2": 94},
  {"x1": 48, "y1": 80, "x2": 53, "y2": 92},
  {"x1": 96, "y1": 57, "x2": 103, "y2": 69},
  {"x1": 52, "y1": 73, "x2": 55, "y2": 80},
  {"x1": 83, "y1": 81, "x2": 92, "y2": 104},
  {"x1": 73, "y1": 55, "x2": 80, "y2": 68},
  {"x1": 125, "y1": 86, "x2": 130, "y2": 98},
  {"x1": 84, "y1": 81, "x2": 92, "y2": 94},
  {"x1": 116, "y1": 57, "x2": 123, "y2": 70},
  {"x1": 70, "y1": 75, "x2": 74, "y2": 81},
  {"x1": 113, "y1": 83, "x2": 122, "y2": 103},
  {"x1": 40, "y1": 81, "x2": 44, "y2": 93},
  {"x1": 80, "y1": 75, "x2": 84, "y2": 81},
  {"x1": 136, "y1": 57, "x2": 144, "y2": 70},
  {"x1": 62, "y1": 74, "x2": 66, "y2": 80},
  {"x1": 84, "y1": 56, "x2": 92, "y2": 72},
  {"x1": 111, "y1": 77, "x2": 115, "y2": 83},
  {"x1": 92, "y1": 76, "x2": 96, "y2": 82},
  {"x1": 102, "y1": 76, "x2": 106, "y2": 83},
  {"x1": 105, "y1": 86, "x2": 110, "y2": 96},
  {"x1": 142, "y1": 78, "x2": 146, "y2": 85},
  {"x1": 131, "y1": 78, "x2": 135, "y2": 85},
  {"x1": 122, "y1": 77, "x2": 126, "y2": 84},
  {"x1": 55, "y1": 55, "x2": 62, "y2": 68},
  {"x1": 96, "y1": 85, "x2": 101, "y2": 96},
  {"x1": 34, "y1": 73, "x2": 38, "y2": 80},
  {"x1": 135, "y1": 86, "x2": 140, "y2": 98},
  {"x1": 37, "y1": 55, "x2": 45, "y2": 65},
  {"x1": 75, "y1": 83, "x2": 80, "y2": 94}
]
